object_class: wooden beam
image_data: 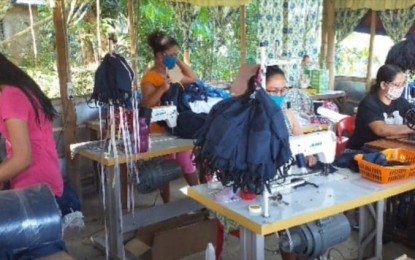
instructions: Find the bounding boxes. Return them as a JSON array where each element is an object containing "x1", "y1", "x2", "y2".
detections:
[
  {"x1": 127, "y1": 0, "x2": 138, "y2": 88},
  {"x1": 366, "y1": 10, "x2": 376, "y2": 92},
  {"x1": 240, "y1": 5, "x2": 246, "y2": 66},
  {"x1": 320, "y1": 0, "x2": 328, "y2": 68},
  {"x1": 52, "y1": 0, "x2": 78, "y2": 186},
  {"x1": 326, "y1": 0, "x2": 335, "y2": 89}
]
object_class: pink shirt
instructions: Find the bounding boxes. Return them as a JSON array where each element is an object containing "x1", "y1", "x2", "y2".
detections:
[{"x1": 0, "y1": 86, "x2": 63, "y2": 196}]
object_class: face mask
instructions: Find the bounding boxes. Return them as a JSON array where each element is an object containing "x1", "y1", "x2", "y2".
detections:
[
  {"x1": 270, "y1": 95, "x2": 286, "y2": 107},
  {"x1": 163, "y1": 55, "x2": 177, "y2": 69},
  {"x1": 385, "y1": 87, "x2": 404, "y2": 100}
]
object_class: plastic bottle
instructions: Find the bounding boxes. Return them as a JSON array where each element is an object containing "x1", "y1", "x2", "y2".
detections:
[{"x1": 138, "y1": 118, "x2": 149, "y2": 152}]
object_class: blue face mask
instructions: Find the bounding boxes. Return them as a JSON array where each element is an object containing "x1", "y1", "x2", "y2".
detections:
[
  {"x1": 270, "y1": 95, "x2": 286, "y2": 107},
  {"x1": 163, "y1": 55, "x2": 177, "y2": 69}
]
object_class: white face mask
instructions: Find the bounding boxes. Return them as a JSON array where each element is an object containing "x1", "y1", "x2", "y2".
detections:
[{"x1": 385, "y1": 87, "x2": 404, "y2": 100}]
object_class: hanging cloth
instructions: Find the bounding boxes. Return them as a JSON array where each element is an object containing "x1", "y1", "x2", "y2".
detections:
[
  {"x1": 90, "y1": 53, "x2": 134, "y2": 107},
  {"x1": 193, "y1": 87, "x2": 292, "y2": 194}
]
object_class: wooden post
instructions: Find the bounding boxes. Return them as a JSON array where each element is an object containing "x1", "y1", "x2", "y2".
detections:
[
  {"x1": 96, "y1": 0, "x2": 102, "y2": 60},
  {"x1": 326, "y1": 0, "x2": 335, "y2": 89},
  {"x1": 366, "y1": 10, "x2": 377, "y2": 92},
  {"x1": 52, "y1": 0, "x2": 78, "y2": 191},
  {"x1": 320, "y1": 0, "x2": 328, "y2": 68},
  {"x1": 127, "y1": 0, "x2": 137, "y2": 88},
  {"x1": 240, "y1": 5, "x2": 246, "y2": 66}
]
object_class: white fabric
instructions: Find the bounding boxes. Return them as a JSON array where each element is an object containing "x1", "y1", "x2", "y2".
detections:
[{"x1": 189, "y1": 97, "x2": 223, "y2": 113}]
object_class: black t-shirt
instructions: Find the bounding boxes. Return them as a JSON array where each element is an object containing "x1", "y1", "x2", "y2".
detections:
[{"x1": 348, "y1": 92, "x2": 412, "y2": 150}]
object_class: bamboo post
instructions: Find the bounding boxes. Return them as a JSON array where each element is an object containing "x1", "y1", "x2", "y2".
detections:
[
  {"x1": 96, "y1": 0, "x2": 102, "y2": 60},
  {"x1": 326, "y1": 0, "x2": 335, "y2": 89},
  {"x1": 320, "y1": 0, "x2": 328, "y2": 68},
  {"x1": 366, "y1": 10, "x2": 376, "y2": 92},
  {"x1": 127, "y1": 0, "x2": 137, "y2": 88},
  {"x1": 240, "y1": 4, "x2": 246, "y2": 66},
  {"x1": 52, "y1": 0, "x2": 78, "y2": 184},
  {"x1": 28, "y1": 4, "x2": 38, "y2": 67}
]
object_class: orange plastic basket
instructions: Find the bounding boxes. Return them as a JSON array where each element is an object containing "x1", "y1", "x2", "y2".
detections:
[{"x1": 354, "y1": 148, "x2": 415, "y2": 184}]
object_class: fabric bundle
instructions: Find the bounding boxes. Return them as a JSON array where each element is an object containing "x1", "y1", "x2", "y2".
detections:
[
  {"x1": 90, "y1": 53, "x2": 134, "y2": 107},
  {"x1": 193, "y1": 87, "x2": 292, "y2": 194}
]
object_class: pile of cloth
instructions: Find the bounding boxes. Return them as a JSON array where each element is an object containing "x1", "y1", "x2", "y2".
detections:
[{"x1": 193, "y1": 87, "x2": 292, "y2": 194}]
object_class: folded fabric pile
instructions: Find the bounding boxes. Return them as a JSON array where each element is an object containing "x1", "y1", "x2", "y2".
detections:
[{"x1": 193, "y1": 87, "x2": 292, "y2": 194}]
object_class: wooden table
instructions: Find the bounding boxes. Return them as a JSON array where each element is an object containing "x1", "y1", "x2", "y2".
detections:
[
  {"x1": 187, "y1": 169, "x2": 415, "y2": 259},
  {"x1": 365, "y1": 138, "x2": 415, "y2": 151},
  {"x1": 72, "y1": 134, "x2": 202, "y2": 259}
]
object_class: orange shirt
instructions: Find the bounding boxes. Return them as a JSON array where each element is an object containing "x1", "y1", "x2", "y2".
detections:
[
  {"x1": 140, "y1": 70, "x2": 167, "y2": 133},
  {"x1": 140, "y1": 70, "x2": 164, "y2": 89}
]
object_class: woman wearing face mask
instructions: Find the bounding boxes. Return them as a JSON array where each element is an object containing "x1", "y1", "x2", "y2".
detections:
[
  {"x1": 141, "y1": 30, "x2": 196, "y2": 107},
  {"x1": 140, "y1": 30, "x2": 199, "y2": 203},
  {"x1": 248, "y1": 65, "x2": 317, "y2": 167},
  {"x1": 348, "y1": 64, "x2": 415, "y2": 150}
]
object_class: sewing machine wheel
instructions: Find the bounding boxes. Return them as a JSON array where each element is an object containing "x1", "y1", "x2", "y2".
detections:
[{"x1": 405, "y1": 108, "x2": 415, "y2": 130}]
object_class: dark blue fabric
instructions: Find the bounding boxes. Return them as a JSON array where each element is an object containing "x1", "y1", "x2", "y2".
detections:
[
  {"x1": 90, "y1": 53, "x2": 134, "y2": 107},
  {"x1": 333, "y1": 146, "x2": 379, "y2": 172},
  {"x1": 55, "y1": 184, "x2": 81, "y2": 216},
  {"x1": 193, "y1": 88, "x2": 292, "y2": 194},
  {"x1": 161, "y1": 83, "x2": 207, "y2": 139},
  {"x1": 160, "y1": 83, "x2": 191, "y2": 112},
  {"x1": 363, "y1": 152, "x2": 388, "y2": 166}
]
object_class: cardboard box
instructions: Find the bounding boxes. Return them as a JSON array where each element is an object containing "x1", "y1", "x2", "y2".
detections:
[
  {"x1": 133, "y1": 210, "x2": 217, "y2": 260},
  {"x1": 310, "y1": 69, "x2": 329, "y2": 93}
]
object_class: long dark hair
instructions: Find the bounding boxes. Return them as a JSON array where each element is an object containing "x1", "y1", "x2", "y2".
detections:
[
  {"x1": 370, "y1": 64, "x2": 403, "y2": 93},
  {"x1": 0, "y1": 53, "x2": 57, "y2": 122},
  {"x1": 147, "y1": 30, "x2": 178, "y2": 55},
  {"x1": 246, "y1": 65, "x2": 285, "y2": 95}
]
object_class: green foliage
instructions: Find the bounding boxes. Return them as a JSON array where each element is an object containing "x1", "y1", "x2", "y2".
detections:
[
  {"x1": 6, "y1": 0, "x2": 260, "y2": 98},
  {"x1": 335, "y1": 46, "x2": 380, "y2": 77}
]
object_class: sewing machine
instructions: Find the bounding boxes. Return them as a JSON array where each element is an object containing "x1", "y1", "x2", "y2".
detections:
[
  {"x1": 289, "y1": 130, "x2": 337, "y2": 173},
  {"x1": 264, "y1": 130, "x2": 337, "y2": 217},
  {"x1": 150, "y1": 105, "x2": 178, "y2": 128}
]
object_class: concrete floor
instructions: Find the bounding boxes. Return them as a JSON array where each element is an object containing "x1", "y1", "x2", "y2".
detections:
[{"x1": 64, "y1": 177, "x2": 415, "y2": 260}]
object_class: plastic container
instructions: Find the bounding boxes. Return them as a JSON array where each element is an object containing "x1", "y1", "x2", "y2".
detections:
[
  {"x1": 138, "y1": 117, "x2": 149, "y2": 152},
  {"x1": 354, "y1": 148, "x2": 415, "y2": 184}
]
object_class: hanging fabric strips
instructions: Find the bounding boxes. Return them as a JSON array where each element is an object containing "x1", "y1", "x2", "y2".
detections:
[{"x1": 193, "y1": 77, "x2": 292, "y2": 194}]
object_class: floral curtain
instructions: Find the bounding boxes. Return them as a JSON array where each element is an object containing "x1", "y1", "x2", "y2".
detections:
[
  {"x1": 258, "y1": 0, "x2": 322, "y2": 86},
  {"x1": 379, "y1": 6, "x2": 415, "y2": 43},
  {"x1": 335, "y1": 0, "x2": 415, "y2": 11},
  {"x1": 335, "y1": 8, "x2": 368, "y2": 44}
]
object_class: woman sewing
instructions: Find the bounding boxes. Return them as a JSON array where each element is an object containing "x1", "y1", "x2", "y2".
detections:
[
  {"x1": 263, "y1": 65, "x2": 317, "y2": 166},
  {"x1": 348, "y1": 64, "x2": 415, "y2": 150},
  {"x1": 140, "y1": 30, "x2": 199, "y2": 203}
]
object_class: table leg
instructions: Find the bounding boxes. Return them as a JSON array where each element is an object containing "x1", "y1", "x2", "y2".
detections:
[
  {"x1": 358, "y1": 200, "x2": 384, "y2": 260},
  {"x1": 239, "y1": 227, "x2": 264, "y2": 260},
  {"x1": 105, "y1": 165, "x2": 125, "y2": 259}
]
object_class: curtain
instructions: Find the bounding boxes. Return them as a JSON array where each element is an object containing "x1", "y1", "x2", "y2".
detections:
[
  {"x1": 258, "y1": 0, "x2": 322, "y2": 86},
  {"x1": 335, "y1": 8, "x2": 368, "y2": 44},
  {"x1": 335, "y1": 0, "x2": 415, "y2": 11},
  {"x1": 379, "y1": 6, "x2": 415, "y2": 43}
]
